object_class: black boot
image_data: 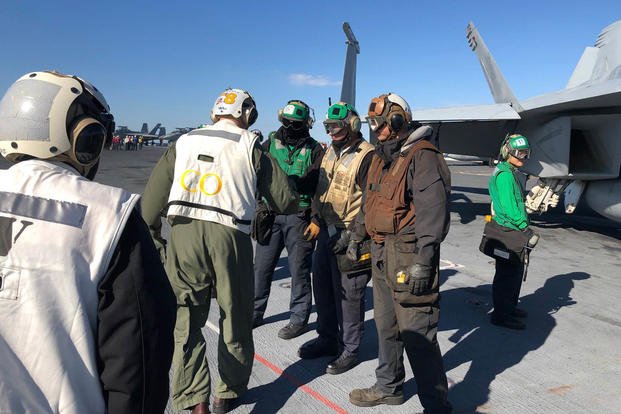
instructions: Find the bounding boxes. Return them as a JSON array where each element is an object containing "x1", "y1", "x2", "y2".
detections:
[
  {"x1": 298, "y1": 337, "x2": 338, "y2": 359},
  {"x1": 326, "y1": 352, "x2": 359, "y2": 375}
]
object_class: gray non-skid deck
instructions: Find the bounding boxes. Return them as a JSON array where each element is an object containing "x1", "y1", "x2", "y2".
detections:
[{"x1": 4, "y1": 146, "x2": 619, "y2": 413}]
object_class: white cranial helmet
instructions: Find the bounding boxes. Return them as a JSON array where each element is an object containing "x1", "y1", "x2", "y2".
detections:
[
  {"x1": 0, "y1": 71, "x2": 113, "y2": 178},
  {"x1": 210, "y1": 88, "x2": 258, "y2": 127}
]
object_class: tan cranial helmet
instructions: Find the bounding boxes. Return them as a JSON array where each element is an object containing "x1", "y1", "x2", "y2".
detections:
[
  {"x1": 367, "y1": 92, "x2": 412, "y2": 133},
  {"x1": 0, "y1": 71, "x2": 114, "y2": 179}
]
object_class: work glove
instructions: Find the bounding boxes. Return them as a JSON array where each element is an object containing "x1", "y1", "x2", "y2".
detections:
[
  {"x1": 400, "y1": 264, "x2": 433, "y2": 296},
  {"x1": 331, "y1": 230, "x2": 351, "y2": 254},
  {"x1": 304, "y1": 221, "x2": 320, "y2": 241},
  {"x1": 153, "y1": 235, "x2": 167, "y2": 265}
]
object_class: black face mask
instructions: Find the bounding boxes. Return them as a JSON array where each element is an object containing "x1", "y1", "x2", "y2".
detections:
[
  {"x1": 375, "y1": 134, "x2": 407, "y2": 165},
  {"x1": 277, "y1": 126, "x2": 309, "y2": 146}
]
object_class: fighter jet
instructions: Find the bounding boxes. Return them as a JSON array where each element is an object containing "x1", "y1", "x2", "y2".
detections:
[
  {"x1": 159, "y1": 127, "x2": 195, "y2": 143},
  {"x1": 412, "y1": 20, "x2": 621, "y2": 224},
  {"x1": 115, "y1": 122, "x2": 163, "y2": 141}
]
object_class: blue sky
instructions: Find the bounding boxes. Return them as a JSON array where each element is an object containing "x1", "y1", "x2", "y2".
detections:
[{"x1": 1, "y1": 1, "x2": 619, "y2": 142}]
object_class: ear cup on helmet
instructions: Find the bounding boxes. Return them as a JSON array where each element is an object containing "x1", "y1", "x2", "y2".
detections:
[
  {"x1": 246, "y1": 106, "x2": 258, "y2": 127},
  {"x1": 349, "y1": 114, "x2": 361, "y2": 133},
  {"x1": 70, "y1": 117, "x2": 106, "y2": 166},
  {"x1": 388, "y1": 108, "x2": 406, "y2": 132}
]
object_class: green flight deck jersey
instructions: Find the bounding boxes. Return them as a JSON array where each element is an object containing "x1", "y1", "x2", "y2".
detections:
[
  {"x1": 267, "y1": 131, "x2": 318, "y2": 209},
  {"x1": 488, "y1": 160, "x2": 529, "y2": 231}
]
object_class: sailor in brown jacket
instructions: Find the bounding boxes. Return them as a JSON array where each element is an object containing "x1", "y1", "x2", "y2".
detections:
[{"x1": 348, "y1": 93, "x2": 453, "y2": 413}]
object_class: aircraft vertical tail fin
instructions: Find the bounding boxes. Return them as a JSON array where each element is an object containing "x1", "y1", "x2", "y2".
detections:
[
  {"x1": 466, "y1": 22, "x2": 524, "y2": 112},
  {"x1": 159, "y1": 127, "x2": 166, "y2": 136},
  {"x1": 340, "y1": 22, "x2": 359, "y2": 107},
  {"x1": 568, "y1": 20, "x2": 621, "y2": 88},
  {"x1": 566, "y1": 47, "x2": 600, "y2": 88},
  {"x1": 149, "y1": 123, "x2": 161, "y2": 135},
  {"x1": 140, "y1": 123, "x2": 148, "y2": 134}
]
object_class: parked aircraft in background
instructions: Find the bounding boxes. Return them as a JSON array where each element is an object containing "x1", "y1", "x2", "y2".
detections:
[
  {"x1": 411, "y1": 20, "x2": 621, "y2": 223},
  {"x1": 159, "y1": 127, "x2": 194, "y2": 143},
  {"x1": 115, "y1": 122, "x2": 163, "y2": 141}
]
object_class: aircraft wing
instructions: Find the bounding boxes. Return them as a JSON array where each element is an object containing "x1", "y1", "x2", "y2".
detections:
[
  {"x1": 412, "y1": 103, "x2": 521, "y2": 157},
  {"x1": 520, "y1": 78, "x2": 621, "y2": 115},
  {"x1": 413, "y1": 102, "x2": 520, "y2": 122}
]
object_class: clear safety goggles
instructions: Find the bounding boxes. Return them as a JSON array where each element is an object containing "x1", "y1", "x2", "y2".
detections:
[
  {"x1": 367, "y1": 116, "x2": 387, "y2": 132},
  {"x1": 367, "y1": 95, "x2": 389, "y2": 132},
  {"x1": 511, "y1": 148, "x2": 530, "y2": 160},
  {"x1": 323, "y1": 119, "x2": 347, "y2": 135}
]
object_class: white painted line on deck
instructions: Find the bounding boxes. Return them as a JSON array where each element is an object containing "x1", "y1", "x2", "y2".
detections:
[{"x1": 440, "y1": 259, "x2": 465, "y2": 270}]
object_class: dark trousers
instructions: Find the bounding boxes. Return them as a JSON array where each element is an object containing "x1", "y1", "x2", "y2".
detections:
[
  {"x1": 373, "y1": 263, "x2": 452, "y2": 413},
  {"x1": 492, "y1": 258, "x2": 525, "y2": 319},
  {"x1": 312, "y1": 227, "x2": 370, "y2": 355},
  {"x1": 254, "y1": 213, "x2": 314, "y2": 326}
]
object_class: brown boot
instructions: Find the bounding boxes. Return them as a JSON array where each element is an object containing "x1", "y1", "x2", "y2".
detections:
[
  {"x1": 349, "y1": 386, "x2": 404, "y2": 407},
  {"x1": 191, "y1": 402, "x2": 210, "y2": 414}
]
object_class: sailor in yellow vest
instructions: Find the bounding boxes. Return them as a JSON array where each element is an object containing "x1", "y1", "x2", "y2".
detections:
[
  {"x1": 0, "y1": 70, "x2": 175, "y2": 414},
  {"x1": 141, "y1": 88, "x2": 298, "y2": 414},
  {"x1": 298, "y1": 102, "x2": 374, "y2": 375}
]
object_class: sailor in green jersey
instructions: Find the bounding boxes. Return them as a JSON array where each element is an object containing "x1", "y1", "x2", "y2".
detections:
[
  {"x1": 141, "y1": 89, "x2": 298, "y2": 414},
  {"x1": 253, "y1": 100, "x2": 324, "y2": 340},
  {"x1": 488, "y1": 134, "x2": 532, "y2": 330}
]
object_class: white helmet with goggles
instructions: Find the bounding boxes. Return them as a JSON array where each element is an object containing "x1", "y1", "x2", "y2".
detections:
[
  {"x1": 323, "y1": 101, "x2": 361, "y2": 135},
  {"x1": 0, "y1": 71, "x2": 114, "y2": 179},
  {"x1": 210, "y1": 88, "x2": 258, "y2": 128},
  {"x1": 367, "y1": 92, "x2": 412, "y2": 133}
]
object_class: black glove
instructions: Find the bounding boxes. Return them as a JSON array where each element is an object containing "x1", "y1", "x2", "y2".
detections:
[
  {"x1": 331, "y1": 230, "x2": 351, "y2": 254},
  {"x1": 405, "y1": 264, "x2": 433, "y2": 295}
]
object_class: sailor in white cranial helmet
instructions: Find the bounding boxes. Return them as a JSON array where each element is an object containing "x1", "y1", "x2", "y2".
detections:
[{"x1": 0, "y1": 70, "x2": 176, "y2": 413}]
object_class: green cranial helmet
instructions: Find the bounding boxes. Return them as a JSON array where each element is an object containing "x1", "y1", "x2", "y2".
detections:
[
  {"x1": 501, "y1": 134, "x2": 531, "y2": 160},
  {"x1": 278, "y1": 100, "x2": 314, "y2": 129},
  {"x1": 323, "y1": 102, "x2": 361, "y2": 134}
]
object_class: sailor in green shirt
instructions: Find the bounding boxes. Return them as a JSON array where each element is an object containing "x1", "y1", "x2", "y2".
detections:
[{"x1": 488, "y1": 134, "x2": 531, "y2": 330}]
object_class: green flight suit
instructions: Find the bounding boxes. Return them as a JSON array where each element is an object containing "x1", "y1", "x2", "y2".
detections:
[{"x1": 141, "y1": 139, "x2": 297, "y2": 411}]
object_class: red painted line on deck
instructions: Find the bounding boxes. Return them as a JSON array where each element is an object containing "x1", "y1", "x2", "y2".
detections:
[{"x1": 253, "y1": 352, "x2": 349, "y2": 414}]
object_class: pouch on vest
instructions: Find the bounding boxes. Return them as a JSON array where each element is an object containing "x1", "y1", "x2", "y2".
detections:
[
  {"x1": 336, "y1": 239, "x2": 371, "y2": 274},
  {"x1": 479, "y1": 220, "x2": 533, "y2": 263},
  {"x1": 251, "y1": 201, "x2": 275, "y2": 245}
]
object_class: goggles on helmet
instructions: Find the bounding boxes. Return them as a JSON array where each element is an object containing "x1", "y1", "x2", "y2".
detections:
[
  {"x1": 281, "y1": 118, "x2": 305, "y2": 130},
  {"x1": 367, "y1": 96, "x2": 389, "y2": 132},
  {"x1": 506, "y1": 134, "x2": 530, "y2": 160},
  {"x1": 323, "y1": 119, "x2": 347, "y2": 135},
  {"x1": 510, "y1": 148, "x2": 530, "y2": 160}
]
